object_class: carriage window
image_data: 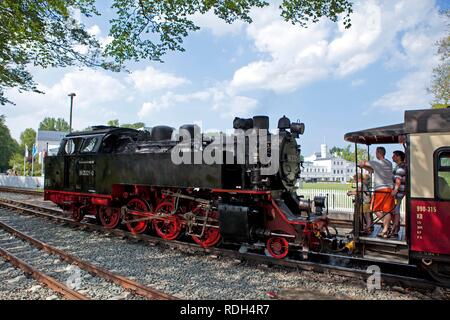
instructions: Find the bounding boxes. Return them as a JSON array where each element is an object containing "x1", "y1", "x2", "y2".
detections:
[
  {"x1": 436, "y1": 150, "x2": 450, "y2": 200},
  {"x1": 81, "y1": 137, "x2": 99, "y2": 153}
]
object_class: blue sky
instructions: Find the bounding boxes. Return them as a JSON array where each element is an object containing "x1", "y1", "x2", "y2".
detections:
[{"x1": 2, "y1": 0, "x2": 449, "y2": 156}]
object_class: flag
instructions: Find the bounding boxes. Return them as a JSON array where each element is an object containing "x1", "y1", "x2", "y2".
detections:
[
  {"x1": 24, "y1": 144, "x2": 29, "y2": 158},
  {"x1": 32, "y1": 144, "x2": 38, "y2": 158}
]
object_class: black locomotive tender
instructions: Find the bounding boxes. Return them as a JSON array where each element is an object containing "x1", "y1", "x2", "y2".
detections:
[{"x1": 45, "y1": 116, "x2": 331, "y2": 258}]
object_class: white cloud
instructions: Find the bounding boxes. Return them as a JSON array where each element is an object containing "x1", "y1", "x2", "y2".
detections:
[
  {"x1": 372, "y1": 70, "x2": 433, "y2": 110},
  {"x1": 227, "y1": 0, "x2": 446, "y2": 112},
  {"x1": 138, "y1": 86, "x2": 257, "y2": 119},
  {"x1": 138, "y1": 91, "x2": 210, "y2": 118},
  {"x1": 191, "y1": 10, "x2": 245, "y2": 36},
  {"x1": 73, "y1": 24, "x2": 113, "y2": 53},
  {"x1": 4, "y1": 69, "x2": 128, "y2": 139},
  {"x1": 211, "y1": 91, "x2": 258, "y2": 119},
  {"x1": 369, "y1": 1, "x2": 446, "y2": 110},
  {"x1": 87, "y1": 25, "x2": 102, "y2": 37},
  {"x1": 229, "y1": 7, "x2": 331, "y2": 92},
  {"x1": 138, "y1": 101, "x2": 167, "y2": 118},
  {"x1": 47, "y1": 69, "x2": 126, "y2": 110},
  {"x1": 128, "y1": 66, "x2": 190, "y2": 92}
]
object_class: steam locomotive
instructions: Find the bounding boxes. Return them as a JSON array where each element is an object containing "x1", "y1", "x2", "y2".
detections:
[
  {"x1": 43, "y1": 108, "x2": 450, "y2": 285},
  {"x1": 44, "y1": 115, "x2": 333, "y2": 258}
]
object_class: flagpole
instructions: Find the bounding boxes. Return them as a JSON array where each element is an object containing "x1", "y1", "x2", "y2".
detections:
[
  {"x1": 31, "y1": 144, "x2": 36, "y2": 176},
  {"x1": 31, "y1": 153, "x2": 34, "y2": 176},
  {"x1": 24, "y1": 144, "x2": 27, "y2": 176}
]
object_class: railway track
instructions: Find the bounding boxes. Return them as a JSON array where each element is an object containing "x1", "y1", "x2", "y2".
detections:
[
  {"x1": 0, "y1": 196, "x2": 441, "y2": 294},
  {"x1": 0, "y1": 246, "x2": 88, "y2": 300},
  {"x1": 0, "y1": 214, "x2": 176, "y2": 300},
  {"x1": 0, "y1": 187, "x2": 43, "y2": 197}
]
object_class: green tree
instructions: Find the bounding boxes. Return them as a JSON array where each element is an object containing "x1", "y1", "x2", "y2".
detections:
[
  {"x1": 430, "y1": 10, "x2": 449, "y2": 108},
  {"x1": 106, "y1": 119, "x2": 145, "y2": 129},
  {"x1": 1, "y1": 0, "x2": 353, "y2": 105},
  {"x1": 121, "y1": 122, "x2": 145, "y2": 129},
  {"x1": 0, "y1": 115, "x2": 20, "y2": 172},
  {"x1": 0, "y1": 0, "x2": 114, "y2": 106},
  {"x1": 432, "y1": 104, "x2": 449, "y2": 109},
  {"x1": 55, "y1": 118, "x2": 70, "y2": 131},
  {"x1": 19, "y1": 128, "x2": 37, "y2": 155},
  {"x1": 8, "y1": 153, "x2": 41, "y2": 176},
  {"x1": 106, "y1": 0, "x2": 351, "y2": 65},
  {"x1": 330, "y1": 144, "x2": 368, "y2": 162},
  {"x1": 329, "y1": 146, "x2": 344, "y2": 156},
  {"x1": 39, "y1": 117, "x2": 70, "y2": 132},
  {"x1": 107, "y1": 119, "x2": 119, "y2": 127},
  {"x1": 9, "y1": 127, "x2": 41, "y2": 176}
]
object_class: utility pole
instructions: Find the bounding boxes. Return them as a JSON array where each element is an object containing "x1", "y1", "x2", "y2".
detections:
[{"x1": 68, "y1": 93, "x2": 76, "y2": 132}]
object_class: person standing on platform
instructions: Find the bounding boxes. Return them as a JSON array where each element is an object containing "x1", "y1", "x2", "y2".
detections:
[
  {"x1": 358, "y1": 147, "x2": 394, "y2": 238},
  {"x1": 390, "y1": 150, "x2": 407, "y2": 238}
]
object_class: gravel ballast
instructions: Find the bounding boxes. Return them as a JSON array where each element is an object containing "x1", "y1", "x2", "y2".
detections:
[{"x1": 0, "y1": 258, "x2": 63, "y2": 300}]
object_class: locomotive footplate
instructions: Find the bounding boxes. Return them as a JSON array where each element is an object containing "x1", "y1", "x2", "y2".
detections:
[{"x1": 275, "y1": 199, "x2": 308, "y2": 223}]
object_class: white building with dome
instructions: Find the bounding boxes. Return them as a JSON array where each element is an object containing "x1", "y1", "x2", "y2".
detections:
[{"x1": 301, "y1": 144, "x2": 356, "y2": 183}]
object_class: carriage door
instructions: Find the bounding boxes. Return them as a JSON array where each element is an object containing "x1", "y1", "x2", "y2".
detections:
[
  {"x1": 63, "y1": 139, "x2": 78, "y2": 189},
  {"x1": 76, "y1": 136, "x2": 100, "y2": 193}
]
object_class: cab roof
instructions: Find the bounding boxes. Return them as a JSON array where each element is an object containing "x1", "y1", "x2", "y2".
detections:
[
  {"x1": 344, "y1": 108, "x2": 450, "y2": 145},
  {"x1": 65, "y1": 126, "x2": 138, "y2": 138}
]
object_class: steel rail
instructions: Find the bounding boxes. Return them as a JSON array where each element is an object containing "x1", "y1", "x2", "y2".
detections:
[
  {"x1": 0, "y1": 198, "x2": 440, "y2": 291},
  {"x1": 0, "y1": 247, "x2": 89, "y2": 300},
  {"x1": 0, "y1": 218, "x2": 176, "y2": 300},
  {"x1": 0, "y1": 187, "x2": 42, "y2": 196}
]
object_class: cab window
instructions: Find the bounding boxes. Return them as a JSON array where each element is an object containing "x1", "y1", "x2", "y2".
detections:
[
  {"x1": 80, "y1": 136, "x2": 100, "y2": 153},
  {"x1": 59, "y1": 138, "x2": 81, "y2": 155},
  {"x1": 436, "y1": 149, "x2": 450, "y2": 200},
  {"x1": 65, "y1": 140, "x2": 76, "y2": 154}
]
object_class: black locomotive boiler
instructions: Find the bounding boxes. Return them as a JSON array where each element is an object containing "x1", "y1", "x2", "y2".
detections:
[{"x1": 44, "y1": 116, "x2": 331, "y2": 258}]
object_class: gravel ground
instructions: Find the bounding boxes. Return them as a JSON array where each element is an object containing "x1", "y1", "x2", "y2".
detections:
[
  {"x1": 1, "y1": 203, "x2": 447, "y2": 300},
  {"x1": 0, "y1": 258, "x2": 63, "y2": 300},
  {"x1": 0, "y1": 192, "x2": 60, "y2": 212},
  {"x1": 0, "y1": 229, "x2": 143, "y2": 300},
  {"x1": 0, "y1": 192, "x2": 42, "y2": 202}
]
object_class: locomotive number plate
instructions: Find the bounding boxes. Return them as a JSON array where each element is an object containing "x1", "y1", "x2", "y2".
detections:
[{"x1": 79, "y1": 169, "x2": 95, "y2": 176}]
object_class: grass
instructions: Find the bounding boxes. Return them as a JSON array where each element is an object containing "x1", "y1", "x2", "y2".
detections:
[{"x1": 301, "y1": 182, "x2": 353, "y2": 191}]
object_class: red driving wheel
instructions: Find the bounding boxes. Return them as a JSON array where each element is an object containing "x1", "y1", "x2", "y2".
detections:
[
  {"x1": 99, "y1": 207, "x2": 121, "y2": 229},
  {"x1": 125, "y1": 198, "x2": 150, "y2": 234},
  {"x1": 71, "y1": 206, "x2": 84, "y2": 222},
  {"x1": 191, "y1": 208, "x2": 221, "y2": 248},
  {"x1": 266, "y1": 237, "x2": 289, "y2": 259},
  {"x1": 152, "y1": 201, "x2": 181, "y2": 240}
]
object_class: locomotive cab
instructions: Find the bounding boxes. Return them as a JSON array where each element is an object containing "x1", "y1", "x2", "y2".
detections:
[{"x1": 45, "y1": 127, "x2": 139, "y2": 194}]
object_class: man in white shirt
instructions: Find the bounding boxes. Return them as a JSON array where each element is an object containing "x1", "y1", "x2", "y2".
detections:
[{"x1": 358, "y1": 147, "x2": 395, "y2": 238}]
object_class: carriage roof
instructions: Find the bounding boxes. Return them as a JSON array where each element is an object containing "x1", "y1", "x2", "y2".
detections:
[{"x1": 344, "y1": 108, "x2": 450, "y2": 145}]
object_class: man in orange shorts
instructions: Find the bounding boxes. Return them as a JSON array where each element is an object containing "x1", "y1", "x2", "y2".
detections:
[{"x1": 358, "y1": 147, "x2": 394, "y2": 238}]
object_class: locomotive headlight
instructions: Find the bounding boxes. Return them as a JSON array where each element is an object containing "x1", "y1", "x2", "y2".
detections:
[
  {"x1": 313, "y1": 196, "x2": 327, "y2": 215},
  {"x1": 291, "y1": 122, "x2": 305, "y2": 135}
]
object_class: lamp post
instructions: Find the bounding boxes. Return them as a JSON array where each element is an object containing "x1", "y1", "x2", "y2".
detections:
[{"x1": 68, "y1": 93, "x2": 76, "y2": 132}]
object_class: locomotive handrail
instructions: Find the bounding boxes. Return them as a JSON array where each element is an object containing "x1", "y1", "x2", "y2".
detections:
[{"x1": 162, "y1": 189, "x2": 211, "y2": 205}]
